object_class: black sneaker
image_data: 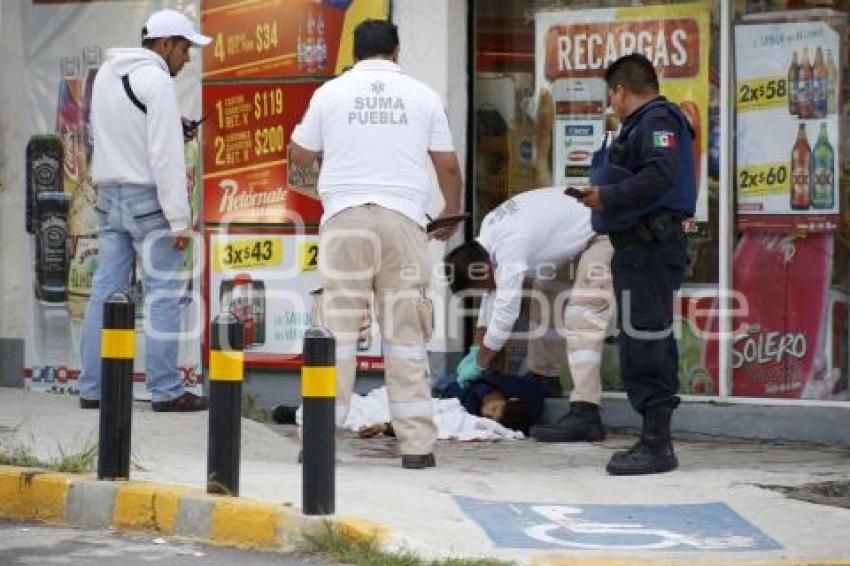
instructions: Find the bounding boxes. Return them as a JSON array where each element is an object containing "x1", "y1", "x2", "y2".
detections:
[
  {"x1": 79, "y1": 397, "x2": 100, "y2": 410},
  {"x1": 401, "y1": 453, "x2": 436, "y2": 469},
  {"x1": 525, "y1": 371, "x2": 563, "y2": 398},
  {"x1": 151, "y1": 392, "x2": 208, "y2": 412},
  {"x1": 531, "y1": 401, "x2": 606, "y2": 442},
  {"x1": 272, "y1": 405, "x2": 298, "y2": 424}
]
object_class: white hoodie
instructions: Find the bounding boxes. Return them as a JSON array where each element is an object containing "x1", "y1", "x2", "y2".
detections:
[{"x1": 91, "y1": 48, "x2": 190, "y2": 232}]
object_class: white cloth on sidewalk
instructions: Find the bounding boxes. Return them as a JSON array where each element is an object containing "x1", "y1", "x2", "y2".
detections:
[
  {"x1": 348, "y1": 386, "x2": 524, "y2": 441},
  {"x1": 298, "y1": 386, "x2": 524, "y2": 441}
]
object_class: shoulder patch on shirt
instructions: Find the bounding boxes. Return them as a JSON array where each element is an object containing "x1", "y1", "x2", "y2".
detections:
[{"x1": 652, "y1": 131, "x2": 677, "y2": 148}]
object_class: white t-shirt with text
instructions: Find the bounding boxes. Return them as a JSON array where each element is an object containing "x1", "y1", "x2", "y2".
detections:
[{"x1": 291, "y1": 59, "x2": 455, "y2": 225}]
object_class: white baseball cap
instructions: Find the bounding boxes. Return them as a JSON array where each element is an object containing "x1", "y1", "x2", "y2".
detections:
[{"x1": 142, "y1": 9, "x2": 211, "y2": 47}]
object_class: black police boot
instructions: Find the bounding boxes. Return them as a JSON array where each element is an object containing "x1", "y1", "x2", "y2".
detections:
[
  {"x1": 530, "y1": 401, "x2": 606, "y2": 442},
  {"x1": 525, "y1": 371, "x2": 563, "y2": 398},
  {"x1": 606, "y1": 401, "x2": 678, "y2": 475}
]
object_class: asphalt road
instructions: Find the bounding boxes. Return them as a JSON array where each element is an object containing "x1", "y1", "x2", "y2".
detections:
[{"x1": 0, "y1": 520, "x2": 334, "y2": 565}]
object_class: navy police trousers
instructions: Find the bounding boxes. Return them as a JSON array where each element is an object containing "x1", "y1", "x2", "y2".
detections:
[{"x1": 612, "y1": 229, "x2": 687, "y2": 413}]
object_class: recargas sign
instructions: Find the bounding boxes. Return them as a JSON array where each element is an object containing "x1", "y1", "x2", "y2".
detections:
[{"x1": 543, "y1": 19, "x2": 700, "y2": 81}]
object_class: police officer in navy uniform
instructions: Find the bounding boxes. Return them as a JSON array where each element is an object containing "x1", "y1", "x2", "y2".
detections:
[{"x1": 572, "y1": 53, "x2": 696, "y2": 475}]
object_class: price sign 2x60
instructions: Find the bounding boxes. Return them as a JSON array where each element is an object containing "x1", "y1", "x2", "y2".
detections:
[{"x1": 737, "y1": 163, "x2": 790, "y2": 197}]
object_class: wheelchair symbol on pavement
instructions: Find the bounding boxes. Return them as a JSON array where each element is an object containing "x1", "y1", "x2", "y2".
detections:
[{"x1": 524, "y1": 505, "x2": 756, "y2": 551}]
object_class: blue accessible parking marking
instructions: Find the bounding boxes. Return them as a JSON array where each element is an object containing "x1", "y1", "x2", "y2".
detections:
[{"x1": 454, "y1": 496, "x2": 781, "y2": 552}]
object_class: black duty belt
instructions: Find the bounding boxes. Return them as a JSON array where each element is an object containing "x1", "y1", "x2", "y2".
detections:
[{"x1": 609, "y1": 212, "x2": 684, "y2": 249}]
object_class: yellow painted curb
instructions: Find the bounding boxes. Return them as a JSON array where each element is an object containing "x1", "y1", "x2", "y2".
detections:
[
  {"x1": 113, "y1": 482, "x2": 196, "y2": 534},
  {"x1": 334, "y1": 516, "x2": 389, "y2": 544},
  {"x1": 114, "y1": 482, "x2": 156, "y2": 530},
  {"x1": 153, "y1": 485, "x2": 196, "y2": 535},
  {"x1": 0, "y1": 466, "x2": 395, "y2": 556},
  {"x1": 209, "y1": 498, "x2": 284, "y2": 548},
  {"x1": 0, "y1": 466, "x2": 71, "y2": 523}
]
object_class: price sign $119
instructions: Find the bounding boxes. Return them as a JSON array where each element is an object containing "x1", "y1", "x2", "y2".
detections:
[{"x1": 253, "y1": 88, "x2": 286, "y2": 157}]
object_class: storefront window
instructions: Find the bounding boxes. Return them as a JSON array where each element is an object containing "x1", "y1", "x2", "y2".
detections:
[
  {"x1": 729, "y1": 0, "x2": 850, "y2": 401},
  {"x1": 472, "y1": 0, "x2": 850, "y2": 402},
  {"x1": 471, "y1": 0, "x2": 721, "y2": 395}
]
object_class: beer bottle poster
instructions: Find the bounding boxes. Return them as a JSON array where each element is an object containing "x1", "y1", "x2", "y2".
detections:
[
  {"x1": 534, "y1": 3, "x2": 710, "y2": 223},
  {"x1": 734, "y1": 15, "x2": 844, "y2": 232},
  {"x1": 207, "y1": 231, "x2": 383, "y2": 368}
]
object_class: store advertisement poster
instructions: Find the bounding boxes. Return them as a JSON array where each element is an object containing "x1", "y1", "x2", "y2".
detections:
[
  {"x1": 534, "y1": 3, "x2": 710, "y2": 222},
  {"x1": 701, "y1": 233, "x2": 842, "y2": 399},
  {"x1": 826, "y1": 289, "x2": 850, "y2": 398},
  {"x1": 207, "y1": 231, "x2": 382, "y2": 369},
  {"x1": 201, "y1": 82, "x2": 323, "y2": 224},
  {"x1": 598, "y1": 289, "x2": 718, "y2": 396},
  {"x1": 201, "y1": 0, "x2": 389, "y2": 80},
  {"x1": 735, "y1": 16, "x2": 844, "y2": 232},
  {"x1": 677, "y1": 291, "x2": 717, "y2": 396},
  {"x1": 16, "y1": 1, "x2": 203, "y2": 395}
]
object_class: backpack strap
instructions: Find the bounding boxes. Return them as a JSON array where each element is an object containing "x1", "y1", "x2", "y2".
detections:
[{"x1": 121, "y1": 74, "x2": 147, "y2": 114}]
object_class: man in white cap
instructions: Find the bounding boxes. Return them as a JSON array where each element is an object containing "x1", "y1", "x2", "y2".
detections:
[{"x1": 79, "y1": 10, "x2": 211, "y2": 411}]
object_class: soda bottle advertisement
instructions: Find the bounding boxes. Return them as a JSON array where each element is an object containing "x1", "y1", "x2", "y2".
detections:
[
  {"x1": 734, "y1": 17, "x2": 844, "y2": 232},
  {"x1": 534, "y1": 3, "x2": 711, "y2": 223},
  {"x1": 208, "y1": 231, "x2": 383, "y2": 369}
]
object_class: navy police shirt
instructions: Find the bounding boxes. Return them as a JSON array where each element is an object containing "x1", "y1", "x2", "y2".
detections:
[{"x1": 591, "y1": 96, "x2": 696, "y2": 233}]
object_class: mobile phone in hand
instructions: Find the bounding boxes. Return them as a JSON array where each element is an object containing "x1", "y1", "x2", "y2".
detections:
[
  {"x1": 564, "y1": 186, "x2": 586, "y2": 199},
  {"x1": 182, "y1": 114, "x2": 209, "y2": 134}
]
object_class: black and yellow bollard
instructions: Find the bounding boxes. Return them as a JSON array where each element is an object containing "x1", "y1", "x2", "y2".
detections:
[
  {"x1": 207, "y1": 313, "x2": 244, "y2": 496},
  {"x1": 97, "y1": 292, "x2": 135, "y2": 480},
  {"x1": 301, "y1": 326, "x2": 335, "y2": 515}
]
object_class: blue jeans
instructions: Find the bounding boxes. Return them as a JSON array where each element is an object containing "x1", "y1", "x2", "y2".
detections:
[{"x1": 79, "y1": 184, "x2": 187, "y2": 402}]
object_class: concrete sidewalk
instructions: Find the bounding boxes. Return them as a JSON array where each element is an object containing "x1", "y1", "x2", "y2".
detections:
[{"x1": 1, "y1": 388, "x2": 849, "y2": 565}]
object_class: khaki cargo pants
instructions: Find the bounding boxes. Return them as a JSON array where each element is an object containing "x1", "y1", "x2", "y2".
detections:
[
  {"x1": 527, "y1": 234, "x2": 614, "y2": 404},
  {"x1": 315, "y1": 204, "x2": 436, "y2": 456}
]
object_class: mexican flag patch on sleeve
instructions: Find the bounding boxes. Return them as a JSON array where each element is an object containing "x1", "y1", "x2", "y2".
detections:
[{"x1": 652, "y1": 131, "x2": 677, "y2": 148}]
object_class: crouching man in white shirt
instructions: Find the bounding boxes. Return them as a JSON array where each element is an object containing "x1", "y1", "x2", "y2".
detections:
[{"x1": 444, "y1": 187, "x2": 614, "y2": 442}]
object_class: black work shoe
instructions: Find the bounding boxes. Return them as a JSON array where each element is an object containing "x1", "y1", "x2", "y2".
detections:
[
  {"x1": 525, "y1": 371, "x2": 563, "y2": 398},
  {"x1": 401, "y1": 453, "x2": 436, "y2": 469},
  {"x1": 79, "y1": 397, "x2": 100, "y2": 410},
  {"x1": 151, "y1": 392, "x2": 208, "y2": 412},
  {"x1": 606, "y1": 439, "x2": 678, "y2": 475},
  {"x1": 530, "y1": 401, "x2": 606, "y2": 442}
]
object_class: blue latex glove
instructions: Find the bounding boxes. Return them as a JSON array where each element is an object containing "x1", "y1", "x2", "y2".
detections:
[
  {"x1": 457, "y1": 346, "x2": 479, "y2": 370},
  {"x1": 456, "y1": 346, "x2": 485, "y2": 388}
]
